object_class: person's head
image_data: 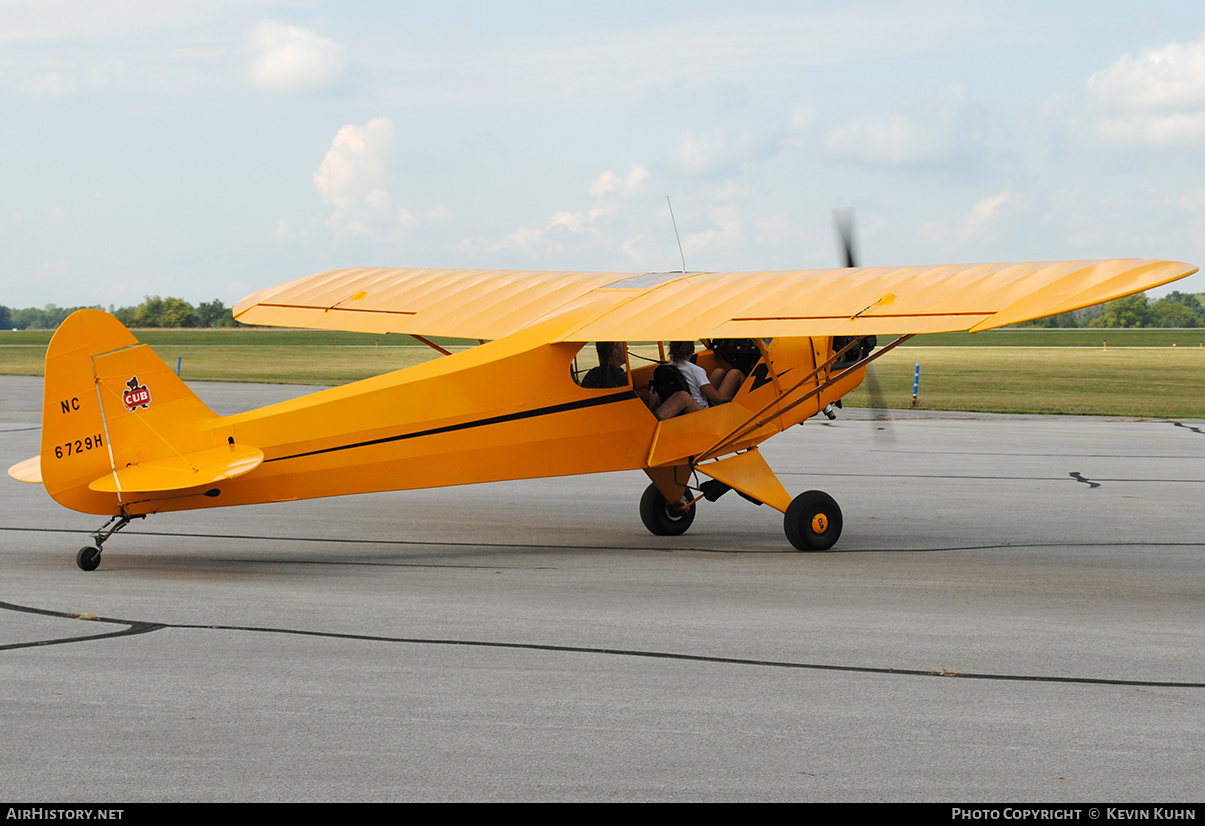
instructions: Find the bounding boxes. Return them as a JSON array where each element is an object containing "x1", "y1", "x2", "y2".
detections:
[
  {"x1": 595, "y1": 341, "x2": 626, "y2": 367},
  {"x1": 669, "y1": 340, "x2": 695, "y2": 361}
]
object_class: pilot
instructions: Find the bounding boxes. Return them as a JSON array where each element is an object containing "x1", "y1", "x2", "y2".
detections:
[
  {"x1": 580, "y1": 341, "x2": 629, "y2": 388},
  {"x1": 582, "y1": 342, "x2": 697, "y2": 419}
]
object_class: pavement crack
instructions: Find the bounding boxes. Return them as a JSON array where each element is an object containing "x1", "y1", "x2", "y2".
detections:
[
  {"x1": 1069, "y1": 471, "x2": 1100, "y2": 488},
  {"x1": 2, "y1": 600, "x2": 1202, "y2": 689},
  {"x1": 0, "y1": 600, "x2": 164, "y2": 651}
]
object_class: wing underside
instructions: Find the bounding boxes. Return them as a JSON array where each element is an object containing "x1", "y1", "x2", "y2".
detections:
[{"x1": 233, "y1": 260, "x2": 1197, "y2": 341}]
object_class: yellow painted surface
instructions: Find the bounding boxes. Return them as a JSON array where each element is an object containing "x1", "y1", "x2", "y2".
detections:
[
  {"x1": 14, "y1": 257, "x2": 1199, "y2": 522},
  {"x1": 19, "y1": 310, "x2": 857, "y2": 517},
  {"x1": 235, "y1": 260, "x2": 1197, "y2": 341},
  {"x1": 694, "y1": 449, "x2": 792, "y2": 513},
  {"x1": 7, "y1": 455, "x2": 41, "y2": 483},
  {"x1": 88, "y1": 444, "x2": 264, "y2": 493}
]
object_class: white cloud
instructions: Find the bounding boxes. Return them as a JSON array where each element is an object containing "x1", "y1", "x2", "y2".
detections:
[
  {"x1": 825, "y1": 85, "x2": 972, "y2": 166},
  {"x1": 961, "y1": 190, "x2": 1016, "y2": 239},
  {"x1": 920, "y1": 190, "x2": 1019, "y2": 245},
  {"x1": 752, "y1": 213, "x2": 796, "y2": 248},
  {"x1": 462, "y1": 164, "x2": 649, "y2": 257},
  {"x1": 315, "y1": 117, "x2": 394, "y2": 213},
  {"x1": 682, "y1": 205, "x2": 745, "y2": 257},
  {"x1": 18, "y1": 60, "x2": 123, "y2": 97},
  {"x1": 1086, "y1": 35, "x2": 1205, "y2": 149},
  {"x1": 1178, "y1": 188, "x2": 1205, "y2": 211},
  {"x1": 674, "y1": 131, "x2": 782, "y2": 178},
  {"x1": 589, "y1": 165, "x2": 649, "y2": 198},
  {"x1": 20, "y1": 72, "x2": 78, "y2": 97},
  {"x1": 1095, "y1": 112, "x2": 1205, "y2": 147},
  {"x1": 1088, "y1": 34, "x2": 1205, "y2": 111},
  {"x1": 397, "y1": 206, "x2": 451, "y2": 229},
  {"x1": 310, "y1": 117, "x2": 446, "y2": 241},
  {"x1": 247, "y1": 21, "x2": 347, "y2": 93}
]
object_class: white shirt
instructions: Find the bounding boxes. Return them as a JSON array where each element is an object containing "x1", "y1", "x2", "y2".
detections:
[{"x1": 673, "y1": 359, "x2": 710, "y2": 407}]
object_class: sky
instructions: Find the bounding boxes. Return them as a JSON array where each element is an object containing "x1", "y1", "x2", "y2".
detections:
[{"x1": 4, "y1": 0, "x2": 1205, "y2": 311}]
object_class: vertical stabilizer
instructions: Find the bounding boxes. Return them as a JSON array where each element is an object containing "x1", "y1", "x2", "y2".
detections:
[{"x1": 40, "y1": 310, "x2": 222, "y2": 515}]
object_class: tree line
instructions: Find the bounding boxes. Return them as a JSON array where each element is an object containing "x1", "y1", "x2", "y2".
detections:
[
  {"x1": 1, "y1": 296, "x2": 237, "y2": 330},
  {"x1": 1021, "y1": 291, "x2": 1205, "y2": 328}
]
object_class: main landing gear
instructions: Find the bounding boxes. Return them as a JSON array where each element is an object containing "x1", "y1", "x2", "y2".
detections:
[
  {"x1": 75, "y1": 511, "x2": 144, "y2": 571},
  {"x1": 639, "y1": 483, "x2": 696, "y2": 536},
  {"x1": 638, "y1": 482, "x2": 843, "y2": 551},
  {"x1": 783, "y1": 490, "x2": 842, "y2": 552}
]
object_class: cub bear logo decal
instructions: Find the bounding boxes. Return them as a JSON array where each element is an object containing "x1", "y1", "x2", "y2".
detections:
[{"x1": 122, "y1": 376, "x2": 151, "y2": 411}]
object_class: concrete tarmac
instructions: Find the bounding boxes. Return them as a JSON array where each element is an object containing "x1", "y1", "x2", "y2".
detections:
[{"x1": 1, "y1": 376, "x2": 1203, "y2": 802}]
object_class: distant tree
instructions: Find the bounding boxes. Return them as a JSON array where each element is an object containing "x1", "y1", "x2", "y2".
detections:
[
  {"x1": 112, "y1": 304, "x2": 138, "y2": 326},
  {"x1": 1074, "y1": 303, "x2": 1107, "y2": 326},
  {"x1": 1089, "y1": 294, "x2": 1153, "y2": 328},
  {"x1": 158, "y1": 296, "x2": 197, "y2": 327},
  {"x1": 195, "y1": 299, "x2": 235, "y2": 327},
  {"x1": 5, "y1": 304, "x2": 101, "y2": 329},
  {"x1": 1020, "y1": 311, "x2": 1080, "y2": 328},
  {"x1": 132, "y1": 295, "x2": 196, "y2": 327},
  {"x1": 131, "y1": 297, "x2": 160, "y2": 327},
  {"x1": 1150, "y1": 291, "x2": 1205, "y2": 327},
  {"x1": 1016, "y1": 303, "x2": 1111, "y2": 328},
  {"x1": 13, "y1": 305, "x2": 57, "y2": 329},
  {"x1": 0, "y1": 305, "x2": 10, "y2": 329},
  {"x1": 1150, "y1": 300, "x2": 1202, "y2": 327}
]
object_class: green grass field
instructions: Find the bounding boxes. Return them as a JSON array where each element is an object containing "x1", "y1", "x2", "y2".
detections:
[
  {"x1": 3, "y1": 328, "x2": 1203, "y2": 418},
  {"x1": 845, "y1": 347, "x2": 1205, "y2": 417}
]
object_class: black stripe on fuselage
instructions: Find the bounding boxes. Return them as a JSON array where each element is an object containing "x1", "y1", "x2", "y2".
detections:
[{"x1": 263, "y1": 389, "x2": 639, "y2": 464}]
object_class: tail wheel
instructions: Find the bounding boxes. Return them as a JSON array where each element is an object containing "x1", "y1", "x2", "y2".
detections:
[
  {"x1": 639, "y1": 483, "x2": 696, "y2": 536},
  {"x1": 784, "y1": 490, "x2": 842, "y2": 551},
  {"x1": 77, "y1": 546, "x2": 101, "y2": 571}
]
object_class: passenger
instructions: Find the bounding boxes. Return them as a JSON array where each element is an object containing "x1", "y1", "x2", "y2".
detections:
[
  {"x1": 651, "y1": 362, "x2": 701, "y2": 419},
  {"x1": 579, "y1": 341, "x2": 702, "y2": 420},
  {"x1": 668, "y1": 340, "x2": 746, "y2": 408}
]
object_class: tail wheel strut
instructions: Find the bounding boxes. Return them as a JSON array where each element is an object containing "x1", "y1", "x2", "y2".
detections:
[{"x1": 76, "y1": 511, "x2": 144, "y2": 571}]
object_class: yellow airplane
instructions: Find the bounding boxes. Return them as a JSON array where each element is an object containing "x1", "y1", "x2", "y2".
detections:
[{"x1": 8, "y1": 258, "x2": 1197, "y2": 570}]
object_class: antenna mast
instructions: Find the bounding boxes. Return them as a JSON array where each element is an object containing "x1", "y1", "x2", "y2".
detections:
[{"x1": 667, "y1": 196, "x2": 686, "y2": 273}]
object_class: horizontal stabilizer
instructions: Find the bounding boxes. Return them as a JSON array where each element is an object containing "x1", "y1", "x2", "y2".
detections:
[
  {"x1": 8, "y1": 456, "x2": 42, "y2": 484},
  {"x1": 88, "y1": 444, "x2": 264, "y2": 494}
]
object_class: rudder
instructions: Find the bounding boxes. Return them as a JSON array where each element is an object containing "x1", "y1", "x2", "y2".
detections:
[{"x1": 40, "y1": 309, "x2": 229, "y2": 515}]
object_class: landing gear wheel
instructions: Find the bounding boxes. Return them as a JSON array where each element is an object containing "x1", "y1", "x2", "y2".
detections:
[
  {"x1": 77, "y1": 546, "x2": 101, "y2": 571},
  {"x1": 639, "y1": 483, "x2": 696, "y2": 536},
  {"x1": 784, "y1": 490, "x2": 842, "y2": 551}
]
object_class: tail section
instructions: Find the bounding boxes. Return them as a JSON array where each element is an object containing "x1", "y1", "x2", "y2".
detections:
[{"x1": 36, "y1": 309, "x2": 261, "y2": 515}]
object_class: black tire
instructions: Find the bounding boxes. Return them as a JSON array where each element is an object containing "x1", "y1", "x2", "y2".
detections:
[
  {"x1": 784, "y1": 490, "x2": 842, "y2": 551},
  {"x1": 639, "y1": 483, "x2": 696, "y2": 536},
  {"x1": 77, "y1": 546, "x2": 101, "y2": 571}
]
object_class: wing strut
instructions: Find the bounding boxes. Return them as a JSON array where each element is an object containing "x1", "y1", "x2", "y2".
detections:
[
  {"x1": 410, "y1": 334, "x2": 452, "y2": 356},
  {"x1": 697, "y1": 334, "x2": 914, "y2": 463}
]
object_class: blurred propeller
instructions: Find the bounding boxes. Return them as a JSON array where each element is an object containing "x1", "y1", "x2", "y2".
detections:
[
  {"x1": 833, "y1": 208, "x2": 893, "y2": 442},
  {"x1": 834, "y1": 208, "x2": 858, "y2": 268},
  {"x1": 861, "y1": 355, "x2": 895, "y2": 444}
]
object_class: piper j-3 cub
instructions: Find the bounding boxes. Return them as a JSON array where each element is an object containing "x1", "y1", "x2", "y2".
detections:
[{"x1": 8, "y1": 257, "x2": 1197, "y2": 570}]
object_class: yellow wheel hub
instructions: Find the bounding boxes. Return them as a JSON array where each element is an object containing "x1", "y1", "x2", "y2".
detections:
[{"x1": 811, "y1": 513, "x2": 828, "y2": 534}]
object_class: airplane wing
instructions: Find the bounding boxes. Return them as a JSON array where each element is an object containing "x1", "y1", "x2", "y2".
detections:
[{"x1": 233, "y1": 259, "x2": 1197, "y2": 341}]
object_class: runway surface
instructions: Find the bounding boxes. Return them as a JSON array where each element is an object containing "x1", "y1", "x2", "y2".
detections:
[{"x1": 1, "y1": 375, "x2": 1203, "y2": 802}]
